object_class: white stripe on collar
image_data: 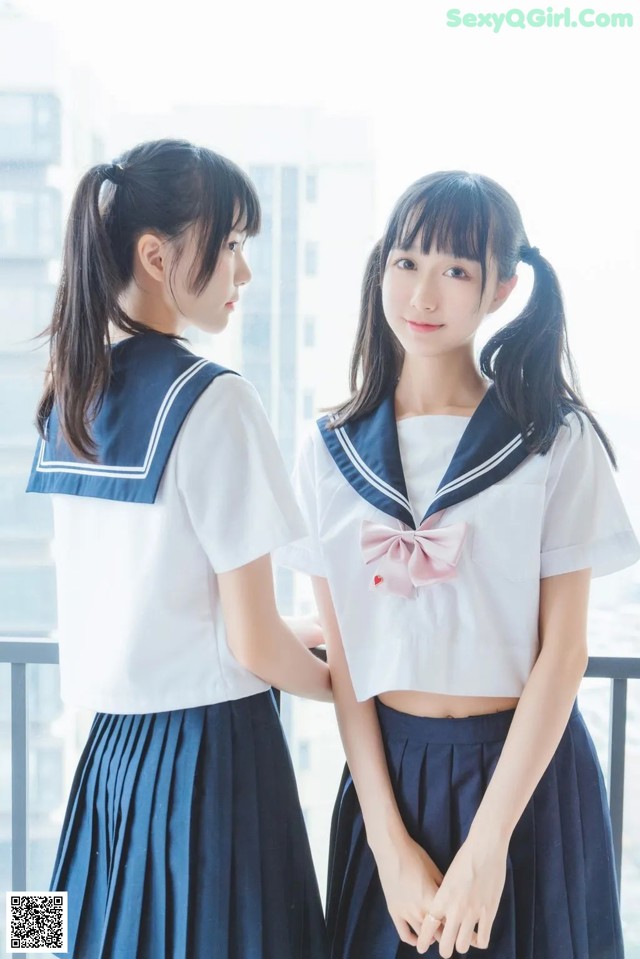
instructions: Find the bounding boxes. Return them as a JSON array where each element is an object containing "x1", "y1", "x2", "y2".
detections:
[
  {"x1": 334, "y1": 423, "x2": 412, "y2": 513},
  {"x1": 435, "y1": 432, "x2": 525, "y2": 497},
  {"x1": 36, "y1": 358, "x2": 209, "y2": 479}
]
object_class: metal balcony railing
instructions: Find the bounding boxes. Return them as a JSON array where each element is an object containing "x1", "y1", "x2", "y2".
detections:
[{"x1": 1, "y1": 637, "x2": 639, "y2": 959}]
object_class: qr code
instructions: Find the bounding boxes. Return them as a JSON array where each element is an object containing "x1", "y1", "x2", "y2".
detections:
[{"x1": 6, "y1": 891, "x2": 68, "y2": 953}]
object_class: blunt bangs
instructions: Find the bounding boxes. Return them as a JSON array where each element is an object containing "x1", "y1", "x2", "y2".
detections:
[
  {"x1": 382, "y1": 173, "x2": 497, "y2": 293},
  {"x1": 190, "y1": 149, "x2": 261, "y2": 294},
  {"x1": 231, "y1": 169, "x2": 261, "y2": 238}
]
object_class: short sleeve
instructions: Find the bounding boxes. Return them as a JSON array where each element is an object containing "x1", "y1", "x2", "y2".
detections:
[
  {"x1": 540, "y1": 412, "x2": 640, "y2": 578},
  {"x1": 175, "y1": 374, "x2": 307, "y2": 574},
  {"x1": 273, "y1": 428, "x2": 328, "y2": 577}
]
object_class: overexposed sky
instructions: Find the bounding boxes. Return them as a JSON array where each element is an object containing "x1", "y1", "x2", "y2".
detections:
[{"x1": 12, "y1": 0, "x2": 640, "y2": 416}]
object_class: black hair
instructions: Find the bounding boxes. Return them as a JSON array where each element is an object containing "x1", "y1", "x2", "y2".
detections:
[
  {"x1": 36, "y1": 138, "x2": 261, "y2": 460},
  {"x1": 331, "y1": 171, "x2": 615, "y2": 465}
]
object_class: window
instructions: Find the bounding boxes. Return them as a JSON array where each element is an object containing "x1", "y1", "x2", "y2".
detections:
[
  {"x1": 303, "y1": 390, "x2": 315, "y2": 420},
  {"x1": 304, "y1": 241, "x2": 318, "y2": 276},
  {"x1": 0, "y1": 285, "x2": 56, "y2": 348},
  {"x1": 29, "y1": 666, "x2": 63, "y2": 726},
  {"x1": 303, "y1": 315, "x2": 316, "y2": 349},
  {"x1": 0, "y1": 93, "x2": 61, "y2": 163},
  {"x1": 0, "y1": 566, "x2": 57, "y2": 633},
  {"x1": 0, "y1": 188, "x2": 61, "y2": 259},
  {"x1": 0, "y1": 474, "x2": 53, "y2": 539},
  {"x1": 0, "y1": 365, "x2": 46, "y2": 443},
  {"x1": 33, "y1": 744, "x2": 64, "y2": 813},
  {"x1": 305, "y1": 172, "x2": 318, "y2": 203}
]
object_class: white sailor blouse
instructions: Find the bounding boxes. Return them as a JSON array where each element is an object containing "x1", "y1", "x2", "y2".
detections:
[
  {"x1": 277, "y1": 387, "x2": 640, "y2": 701},
  {"x1": 27, "y1": 332, "x2": 307, "y2": 714}
]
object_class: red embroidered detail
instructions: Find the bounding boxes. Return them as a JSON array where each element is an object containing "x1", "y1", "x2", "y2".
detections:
[{"x1": 374, "y1": 575, "x2": 383, "y2": 586}]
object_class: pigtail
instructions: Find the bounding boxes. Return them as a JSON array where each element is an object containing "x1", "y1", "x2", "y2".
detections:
[
  {"x1": 36, "y1": 165, "x2": 136, "y2": 461},
  {"x1": 480, "y1": 246, "x2": 616, "y2": 465},
  {"x1": 325, "y1": 171, "x2": 617, "y2": 467},
  {"x1": 35, "y1": 141, "x2": 261, "y2": 461},
  {"x1": 329, "y1": 240, "x2": 403, "y2": 427}
]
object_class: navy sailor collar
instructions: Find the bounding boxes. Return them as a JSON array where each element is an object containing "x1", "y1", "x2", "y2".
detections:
[
  {"x1": 317, "y1": 385, "x2": 532, "y2": 528},
  {"x1": 26, "y1": 331, "x2": 235, "y2": 504}
]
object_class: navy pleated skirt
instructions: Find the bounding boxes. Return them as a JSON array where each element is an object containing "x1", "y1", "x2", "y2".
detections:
[
  {"x1": 327, "y1": 700, "x2": 623, "y2": 959},
  {"x1": 50, "y1": 690, "x2": 328, "y2": 959}
]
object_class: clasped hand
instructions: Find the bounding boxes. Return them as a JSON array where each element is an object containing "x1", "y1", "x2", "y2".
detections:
[{"x1": 376, "y1": 831, "x2": 507, "y2": 957}]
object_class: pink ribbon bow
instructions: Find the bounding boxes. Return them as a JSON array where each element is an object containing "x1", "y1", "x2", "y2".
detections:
[{"x1": 361, "y1": 513, "x2": 467, "y2": 598}]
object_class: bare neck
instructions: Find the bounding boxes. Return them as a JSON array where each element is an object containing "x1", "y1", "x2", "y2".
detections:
[
  {"x1": 115, "y1": 280, "x2": 184, "y2": 340},
  {"x1": 395, "y1": 350, "x2": 489, "y2": 418}
]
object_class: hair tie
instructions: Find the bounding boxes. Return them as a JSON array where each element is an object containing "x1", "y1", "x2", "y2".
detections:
[
  {"x1": 103, "y1": 163, "x2": 126, "y2": 186},
  {"x1": 519, "y1": 245, "x2": 540, "y2": 265}
]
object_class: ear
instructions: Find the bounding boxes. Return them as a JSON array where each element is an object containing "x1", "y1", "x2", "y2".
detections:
[
  {"x1": 486, "y1": 274, "x2": 518, "y2": 315},
  {"x1": 135, "y1": 233, "x2": 166, "y2": 283}
]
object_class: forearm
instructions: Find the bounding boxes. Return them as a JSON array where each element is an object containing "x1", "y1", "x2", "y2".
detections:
[
  {"x1": 312, "y1": 577, "x2": 407, "y2": 855},
  {"x1": 218, "y1": 554, "x2": 332, "y2": 701},
  {"x1": 470, "y1": 637, "x2": 587, "y2": 844},
  {"x1": 337, "y1": 670, "x2": 410, "y2": 851},
  {"x1": 248, "y1": 617, "x2": 332, "y2": 701},
  {"x1": 282, "y1": 614, "x2": 323, "y2": 649},
  {"x1": 470, "y1": 570, "x2": 591, "y2": 843}
]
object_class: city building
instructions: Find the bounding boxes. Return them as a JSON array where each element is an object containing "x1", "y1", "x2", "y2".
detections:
[{"x1": 0, "y1": 7, "x2": 109, "y2": 943}]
